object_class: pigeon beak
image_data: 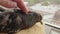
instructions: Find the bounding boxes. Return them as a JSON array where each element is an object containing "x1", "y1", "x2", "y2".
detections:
[{"x1": 40, "y1": 21, "x2": 43, "y2": 25}]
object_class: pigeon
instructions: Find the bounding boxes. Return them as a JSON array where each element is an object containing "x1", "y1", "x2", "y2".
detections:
[{"x1": 0, "y1": 7, "x2": 42, "y2": 34}]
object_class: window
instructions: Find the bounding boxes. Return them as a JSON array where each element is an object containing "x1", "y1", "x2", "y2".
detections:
[{"x1": 24, "y1": 0, "x2": 60, "y2": 25}]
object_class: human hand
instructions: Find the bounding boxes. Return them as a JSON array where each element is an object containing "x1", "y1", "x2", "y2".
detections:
[{"x1": 0, "y1": 0, "x2": 29, "y2": 14}]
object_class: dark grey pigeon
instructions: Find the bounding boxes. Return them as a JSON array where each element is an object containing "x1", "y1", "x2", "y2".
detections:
[{"x1": 0, "y1": 8, "x2": 42, "y2": 34}]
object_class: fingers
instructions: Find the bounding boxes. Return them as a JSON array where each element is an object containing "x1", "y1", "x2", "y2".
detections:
[
  {"x1": 0, "y1": 0, "x2": 17, "y2": 8},
  {"x1": 14, "y1": 0, "x2": 29, "y2": 14},
  {"x1": 0, "y1": 0, "x2": 29, "y2": 14}
]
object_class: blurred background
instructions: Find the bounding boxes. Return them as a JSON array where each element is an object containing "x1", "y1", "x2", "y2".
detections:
[{"x1": 24, "y1": 0, "x2": 60, "y2": 34}]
